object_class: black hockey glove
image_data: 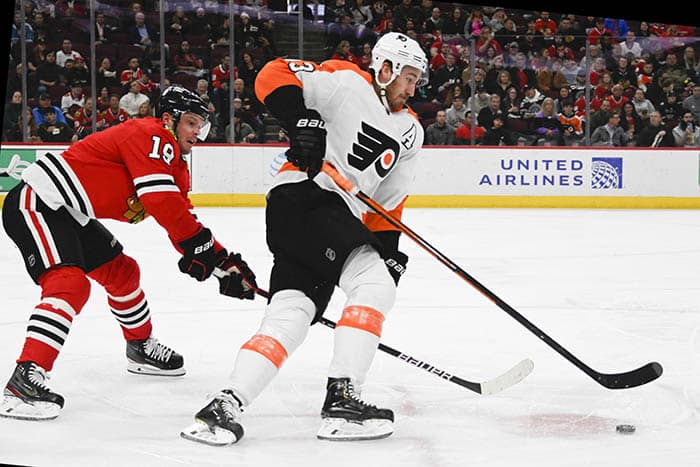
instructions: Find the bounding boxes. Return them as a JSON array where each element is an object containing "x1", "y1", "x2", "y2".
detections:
[
  {"x1": 177, "y1": 228, "x2": 217, "y2": 281},
  {"x1": 286, "y1": 110, "x2": 327, "y2": 178},
  {"x1": 384, "y1": 251, "x2": 408, "y2": 285},
  {"x1": 216, "y1": 252, "x2": 257, "y2": 300}
]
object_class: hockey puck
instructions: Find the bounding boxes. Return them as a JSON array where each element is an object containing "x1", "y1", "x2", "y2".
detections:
[{"x1": 616, "y1": 424, "x2": 636, "y2": 434}]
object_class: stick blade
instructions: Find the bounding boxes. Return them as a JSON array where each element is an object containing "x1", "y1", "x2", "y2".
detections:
[
  {"x1": 479, "y1": 358, "x2": 534, "y2": 395},
  {"x1": 596, "y1": 361, "x2": 663, "y2": 389}
]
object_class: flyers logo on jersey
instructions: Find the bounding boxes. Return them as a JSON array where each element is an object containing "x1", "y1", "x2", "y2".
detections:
[{"x1": 348, "y1": 122, "x2": 401, "y2": 178}]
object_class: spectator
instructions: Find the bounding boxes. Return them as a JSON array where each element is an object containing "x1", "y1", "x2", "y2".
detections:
[
  {"x1": 277, "y1": 128, "x2": 289, "y2": 143},
  {"x1": 454, "y1": 111, "x2": 485, "y2": 144},
  {"x1": 169, "y1": 5, "x2": 191, "y2": 38},
  {"x1": 587, "y1": 17, "x2": 612, "y2": 47},
  {"x1": 657, "y1": 91, "x2": 684, "y2": 128},
  {"x1": 682, "y1": 85, "x2": 700, "y2": 120},
  {"x1": 636, "y1": 61, "x2": 656, "y2": 95},
  {"x1": 620, "y1": 101, "x2": 642, "y2": 145},
  {"x1": 637, "y1": 111, "x2": 675, "y2": 147},
  {"x1": 558, "y1": 100, "x2": 584, "y2": 146},
  {"x1": 467, "y1": 85, "x2": 491, "y2": 115},
  {"x1": 95, "y1": 11, "x2": 116, "y2": 44},
  {"x1": 66, "y1": 56, "x2": 89, "y2": 86},
  {"x1": 72, "y1": 97, "x2": 98, "y2": 141},
  {"x1": 131, "y1": 11, "x2": 156, "y2": 49},
  {"x1": 211, "y1": 54, "x2": 231, "y2": 122},
  {"x1": 3, "y1": 91, "x2": 24, "y2": 141},
  {"x1": 534, "y1": 11, "x2": 557, "y2": 35},
  {"x1": 519, "y1": 85, "x2": 545, "y2": 119},
  {"x1": 119, "y1": 80, "x2": 150, "y2": 118},
  {"x1": 501, "y1": 86, "x2": 522, "y2": 119},
  {"x1": 423, "y1": 7, "x2": 444, "y2": 35},
  {"x1": 229, "y1": 112, "x2": 256, "y2": 143},
  {"x1": 445, "y1": 95, "x2": 467, "y2": 129},
  {"x1": 190, "y1": 7, "x2": 212, "y2": 37},
  {"x1": 657, "y1": 53, "x2": 688, "y2": 90},
  {"x1": 509, "y1": 52, "x2": 536, "y2": 93},
  {"x1": 37, "y1": 107, "x2": 74, "y2": 142},
  {"x1": 357, "y1": 42, "x2": 372, "y2": 71},
  {"x1": 442, "y1": 7, "x2": 464, "y2": 35},
  {"x1": 477, "y1": 94, "x2": 503, "y2": 129},
  {"x1": 590, "y1": 112, "x2": 628, "y2": 146},
  {"x1": 31, "y1": 12, "x2": 49, "y2": 43},
  {"x1": 425, "y1": 110, "x2": 455, "y2": 145},
  {"x1": 619, "y1": 31, "x2": 642, "y2": 59},
  {"x1": 433, "y1": 53, "x2": 461, "y2": 101},
  {"x1": 485, "y1": 57, "x2": 510, "y2": 98},
  {"x1": 672, "y1": 111, "x2": 700, "y2": 147},
  {"x1": 536, "y1": 59, "x2": 567, "y2": 98},
  {"x1": 96, "y1": 86, "x2": 111, "y2": 112},
  {"x1": 482, "y1": 114, "x2": 515, "y2": 146},
  {"x1": 32, "y1": 93, "x2": 68, "y2": 126},
  {"x1": 120, "y1": 57, "x2": 145, "y2": 88},
  {"x1": 589, "y1": 98, "x2": 613, "y2": 132},
  {"x1": 350, "y1": 0, "x2": 374, "y2": 36},
  {"x1": 631, "y1": 89, "x2": 656, "y2": 121},
  {"x1": 331, "y1": 40, "x2": 359, "y2": 64},
  {"x1": 238, "y1": 51, "x2": 260, "y2": 87},
  {"x1": 28, "y1": 38, "x2": 47, "y2": 74},
  {"x1": 173, "y1": 40, "x2": 206, "y2": 77},
  {"x1": 553, "y1": 86, "x2": 572, "y2": 114},
  {"x1": 11, "y1": 11, "x2": 35, "y2": 49},
  {"x1": 6, "y1": 63, "x2": 24, "y2": 98},
  {"x1": 681, "y1": 46, "x2": 700, "y2": 83},
  {"x1": 533, "y1": 97, "x2": 564, "y2": 145},
  {"x1": 56, "y1": 39, "x2": 82, "y2": 68},
  {"x1": 61, "y1": 82, "x2": 86, "y2": 115},
  {"x1": 561, "y1": 59, "x2": 582, "y2": 86},
  {"x1": 606, "y1": 84, "x2": 629, "y2": 112},
  {"x1": 135, "y1": 101, "x2": 152, "y2": 118},
  {"x1": 99, "y1": 94, "x2": 130, "y2": 128},
  {"x1": 97, "y1": 57, "x2": 119, "y2": 90},
  {"x1": 464, "y1": 7, "x2": 485, "y2": 38},
  {"x1": 236, "y1": 12, "x2": 259, "y2": 50},
  {"x1": 475, "y1": 25, "x2": 502, "y2": 58},
  {"x1": 430, "y1": 42, "x2": 452, "y2": 74},
  {"x1": 610, "y1": 56, "x2": 637, "y2": 90}
]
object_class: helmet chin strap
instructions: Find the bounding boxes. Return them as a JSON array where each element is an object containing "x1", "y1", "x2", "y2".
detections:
[{"x1": 376, "y1": 73, "x2": 398, "y2": 113}]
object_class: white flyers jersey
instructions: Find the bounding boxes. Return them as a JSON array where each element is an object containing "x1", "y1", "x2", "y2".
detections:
[{"x1": 256, "y1": 58, "x2": 424, "y2": 222}]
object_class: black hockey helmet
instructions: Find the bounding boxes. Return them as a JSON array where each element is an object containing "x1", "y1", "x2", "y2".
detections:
[{"x1": 156, "y1": 85, "x2": 211, "y2": 140}]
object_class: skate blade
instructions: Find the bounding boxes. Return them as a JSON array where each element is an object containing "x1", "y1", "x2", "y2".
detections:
[
  {"x1": 317, "y1": 418, "x2": 394, "y2": 441},
  {"x1": 127, "y1": 360, "x2": 186, "y2": 376},
  {"x1": 0, "y1": 394, "x2": 61, "y2": 421},
  {"x1": 180, "y1": 421, "x2": 240, "y2": 446}
]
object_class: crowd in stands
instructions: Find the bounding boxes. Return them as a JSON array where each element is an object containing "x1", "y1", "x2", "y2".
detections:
[{"x1": 4, "y1": 0, "x2": 700, "y2": 148}]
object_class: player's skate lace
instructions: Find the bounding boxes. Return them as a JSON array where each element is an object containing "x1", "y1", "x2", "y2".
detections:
[
  {"x1": 143, "y1": 337, "x2": 174, "y2": 363},
  {"x1": 216, "y1": 390, "x2": 243, "y2": 418},
  {"x1": 26, "y1": 364, "x2": 52, "y2": 392},
  {"x1": 344, "y1": 381, "x2": 376, "y2": 409}
]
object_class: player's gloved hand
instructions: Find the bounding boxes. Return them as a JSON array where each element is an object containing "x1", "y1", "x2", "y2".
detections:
[
  {"x1": 177, "y1": 228, "x2": 217, "y2": 281},
  {"x1": 216, "y1": 252, "x2": 257, "y2": 300},
  {"x1": 384, "y1": 251, "x2": 408, "y2": 285},
  {"x1": 286, "y1": 110, "x2": 326, "y2": 178}
]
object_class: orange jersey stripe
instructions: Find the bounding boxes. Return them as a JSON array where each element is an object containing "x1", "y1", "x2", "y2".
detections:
[
  {"x1": 337, "y1": 305, "x2": 384, "y2": 337},
  {"x1": 255, "y1": 59, "x2": 309, "y2": 104},
  {"x1": 241, "y1": 334, "x2": 288, "y2": 368},
  {"x1": 363, "y1": 197, "x2": 406, "y2": 232}
]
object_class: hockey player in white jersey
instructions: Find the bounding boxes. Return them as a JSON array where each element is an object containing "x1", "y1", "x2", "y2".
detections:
[{"x1": 181, "y1": 32, "x2": 428, "y2": 445}]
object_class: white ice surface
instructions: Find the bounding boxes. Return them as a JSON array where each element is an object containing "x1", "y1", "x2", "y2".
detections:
[{"x1": 1, "y1": 207, "x2": 699, "y2": 466}]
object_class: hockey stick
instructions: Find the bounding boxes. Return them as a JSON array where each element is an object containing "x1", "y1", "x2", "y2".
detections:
[
  {"x1": 320, "y1": 162, "x2": 663, "y2": 390},
  {"x1": 240, "y1": 283, "x2": 533, "y2": 395}
]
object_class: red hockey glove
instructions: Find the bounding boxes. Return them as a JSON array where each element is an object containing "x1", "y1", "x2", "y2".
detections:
[
  {"x1": 216, "y1": 252, "x2": 257, "y2": 300},
  {"x1": 177, "y1": 228, "x2": 217, "y2": 281}
]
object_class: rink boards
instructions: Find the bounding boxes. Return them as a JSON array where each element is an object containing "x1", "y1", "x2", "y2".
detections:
[{"x1": 2, "y1": 144, "x2": 700, "y2": 208}]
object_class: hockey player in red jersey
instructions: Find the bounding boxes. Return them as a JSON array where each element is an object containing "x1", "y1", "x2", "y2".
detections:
[
  {"x1": 0, "y1": 86, "x2": 257, "y2": 421},
  {"x1": 181, "y1": 32, "x2": 428, "y2": 445}
]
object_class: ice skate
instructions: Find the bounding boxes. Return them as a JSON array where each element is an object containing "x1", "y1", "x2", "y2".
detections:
[
  {"x1": 317, "y1": 377, "x2": 394, "y2": 441},
  {"x1": 126, "y1": 335, "x2": 185, "y2": 376},
  {"x1": 0, "y1": 362, "x2": 64, "y2": 421},
  {"x1": 180, "y1": 390, "x2": 244, "y2": 446}
]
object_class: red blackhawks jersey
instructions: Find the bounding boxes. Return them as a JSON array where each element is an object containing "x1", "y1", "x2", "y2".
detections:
[
  {"x1": 255, "y1": 58, "x2": 424, "y2": 230},
  {"x1": 100, "y1": 107, "x2": 130, "y2": 128},
  {"x1": 21, "y1": 117, "x2": 203, "y2": 246}
]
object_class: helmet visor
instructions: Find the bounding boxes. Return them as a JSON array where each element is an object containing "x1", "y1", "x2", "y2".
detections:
[{"x1": 198, "y1": 119, "x2": 211, "y2": 141}]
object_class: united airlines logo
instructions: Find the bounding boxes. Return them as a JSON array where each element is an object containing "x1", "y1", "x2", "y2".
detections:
[
  {"x1": 348, "y1": 122, "x2": 400, "y2": 178},
  {"x1": 591, "y1": 157, "x2": 623, "y2": 189}
]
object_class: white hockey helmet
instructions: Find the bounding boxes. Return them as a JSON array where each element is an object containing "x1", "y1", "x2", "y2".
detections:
[{"x1": 370, "y1": 32, "x2": 429, "y2": 88}]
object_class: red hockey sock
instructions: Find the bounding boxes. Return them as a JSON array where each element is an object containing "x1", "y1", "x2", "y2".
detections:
[
  {"x1": 18, "y1": 266, "x2": 91, "y2": 371},
  {"x1": 88, "y1": 254, "x2": 152, "y2": 341}
]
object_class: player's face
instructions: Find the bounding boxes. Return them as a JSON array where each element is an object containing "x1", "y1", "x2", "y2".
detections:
[
  {"x1": 385, "y1": 65, "x2": 420, "y2": 111},
  {"x1": 176, "y1": 112, "x2": 207, "y2": 153}
]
